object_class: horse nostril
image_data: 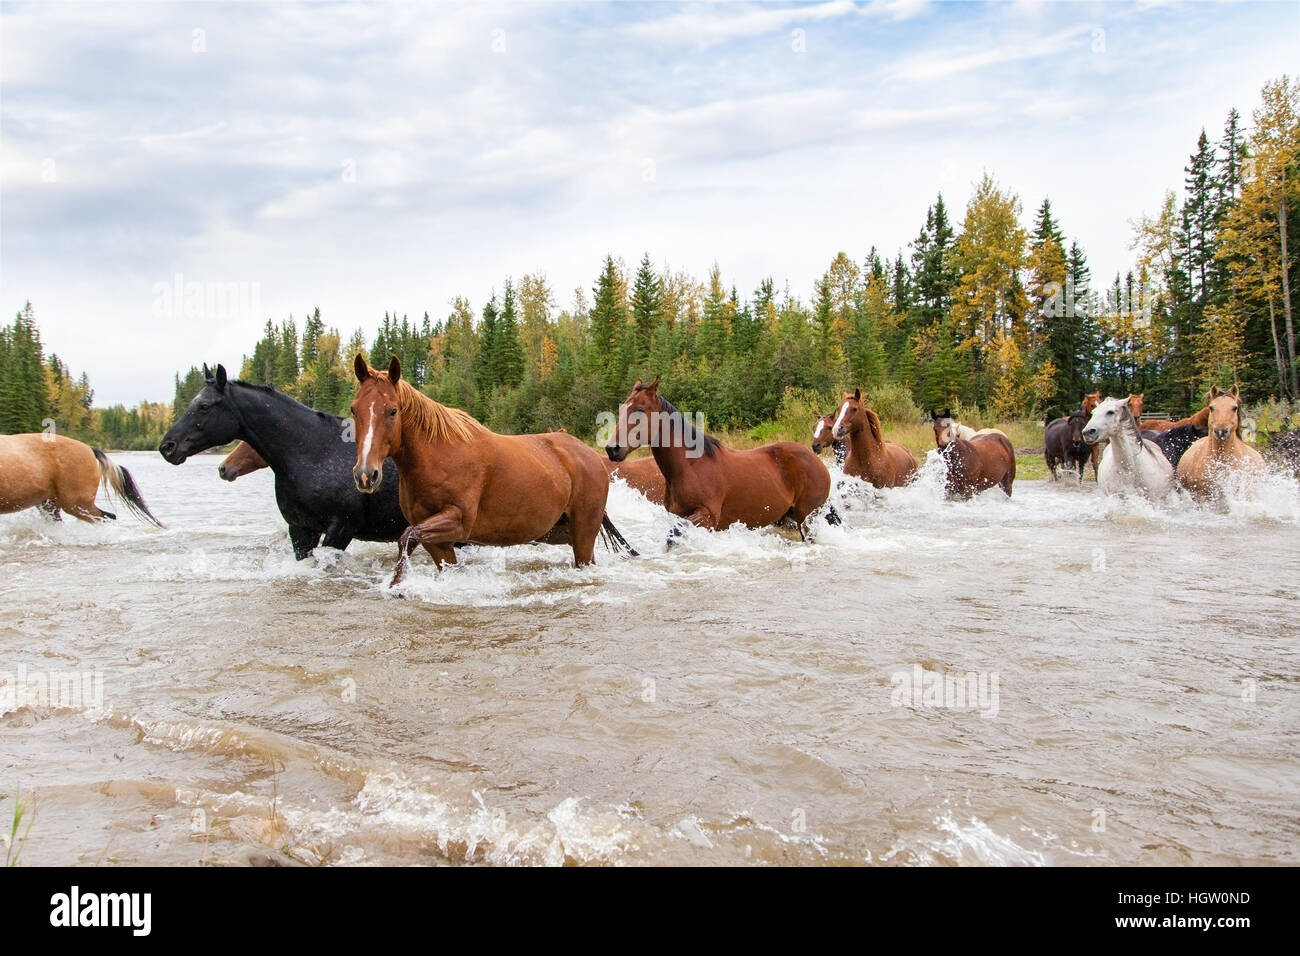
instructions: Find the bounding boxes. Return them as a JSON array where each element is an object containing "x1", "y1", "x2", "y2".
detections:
[{"x1": 159, "y1": 441, "x2": 175, "y2": 455}]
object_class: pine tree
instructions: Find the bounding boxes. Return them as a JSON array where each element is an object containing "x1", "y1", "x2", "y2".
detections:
[
  {"x1": 629, "y1": 253, "x2": 662, "y2": 371},
  {"x1": 497, "y1": 279, "x2": 524, "y2": 388}
]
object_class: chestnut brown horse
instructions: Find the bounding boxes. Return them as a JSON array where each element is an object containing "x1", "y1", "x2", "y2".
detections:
[
  {"x1": 605, "y1": 378, "x2": 831, "y2": 538},
  {"x1": 811, "y1": 413, "x2": 846, "y2": 465},
  {"x1": 1176, "y1": 386, "x2": 1266, "y2": 500},
  {"x1": 830, "y1": 389, "x2": 916, "y2": 487},
  {"x1": 217, "y1": 440, "x2": 267, "y2": 481},
  {"x1": 351, "y1": 356, "x2": 631, "y2": 585},
  {"x1": 0, "y1": 433, "x2": 161, "y2": 524},
  {"x1": 1141, "y1": 404, "x2": 1211, "y2": 433},
  {"x1": 931, "y1": 412, "x2": 1015, "y2": 499},
  {"x1": 603, "y1": 455, "x2": 666, "y2": 505}
]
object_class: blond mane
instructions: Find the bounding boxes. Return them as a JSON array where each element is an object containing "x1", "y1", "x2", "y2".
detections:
[{"x1": 394, "y1": 378, "x2": 483, "y2": 444}]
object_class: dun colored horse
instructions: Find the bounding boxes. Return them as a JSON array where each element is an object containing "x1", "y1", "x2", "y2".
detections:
[
  {"x1": 605, "y1": 378, "x2": 831, "y2": 538},
  {"x1": 1176, "y1": 387, "x2": 1266, "y2": 500},
  {"x1": 0, "y1": 433, "x2": 161, "y2": 525},
  {"x1": 811, "y1": 413, "x2": 847, "y2": 465},
  {"x1": 1044, "y1": 408, "x2": 1089, "y2": 480},
  {"x1": 830, "y1": 389, "x2": 917, "y2": 487},
  {"x1": 218, "y1": 441, "x2": 267, "y2": 481},
  {"x1": 931, "y1": 412, "x2": 1015, "y2": 499},
  {"x1": 351, "y1": 356, "x2": 632, "y2": 585},
  {"x1": 1081, "y1": 396, "x2": 1174, "y2": 499}
]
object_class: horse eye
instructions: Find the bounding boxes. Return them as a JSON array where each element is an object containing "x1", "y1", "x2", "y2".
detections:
[
  {"x1": 199, "y1": 403, "x2": 210, "y2": 413},
  {"x1": 387, "y1": 408, "x2": 397, "y2": 418}
]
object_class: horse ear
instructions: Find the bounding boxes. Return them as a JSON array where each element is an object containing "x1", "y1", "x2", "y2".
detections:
[
  {"x1": 202, "y1": 363, "x2": 212, "y2": 381},
  {"x1": 1228, "y1": 385, "x2": 1240, "y2": 399},
  {"x1": 215, "y1": 364, "x2": 227, "y2": 391},
  {"x1": 939, "y1": 407, "x2": 950, "y2": 419},
  {"x1": 354, "y1": 354, "x2": 369, "y2": 383},
  {"x1": 1207, "y1": 385, "x2": 1220, "y2": 403},
  {"x1": 853, "y1": 388, "x2": 861, "y2": 402},
  {"x1": 647, "y1": 376, "x2": 659, "y2": 393},
  {"x1": 388, "y1": 355, "x2": 402, "y2": 384}
]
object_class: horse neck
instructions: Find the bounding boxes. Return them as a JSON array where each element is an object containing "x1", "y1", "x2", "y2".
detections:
[
  {"x1": 1107, "y1": 422, "x2": 1148, "y2": 471},
  {"x1": 228, "y1": 383, "x2": 336, "y2": 474},
  {"x1": 648, "y1": 438, "x2": 695, "y2": 485},
  {"x1": 847, "y1": 418, "x2": 886, "y2": 464}
]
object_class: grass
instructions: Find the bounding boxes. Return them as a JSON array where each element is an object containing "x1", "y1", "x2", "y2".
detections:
[{"x1": 2, "y1": 791, "x2": 35, "y2": 867}]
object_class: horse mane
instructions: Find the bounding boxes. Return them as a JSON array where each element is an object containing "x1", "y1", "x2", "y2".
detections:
[
  {"x1": 863, "y1": 407, "x2": 883, "y2": 444},
  {"x1": 654, "y1": 393, "x2": 721, "y2": 458},
  {"x1": 395, "y1": 378, "x2": 483, "y2": 444},
  {"x1": 231, "y1": 379, "x2": 339, "y2": 424}
]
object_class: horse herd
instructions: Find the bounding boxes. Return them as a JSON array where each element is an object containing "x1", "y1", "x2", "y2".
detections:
[{"x1": 0, "y1": 357, "x2": 1292, "y2": 585}]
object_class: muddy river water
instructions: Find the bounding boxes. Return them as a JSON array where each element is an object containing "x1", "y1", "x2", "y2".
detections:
[{"x1": 2, "y1": 450, "x2": 1297, "y2": 865}]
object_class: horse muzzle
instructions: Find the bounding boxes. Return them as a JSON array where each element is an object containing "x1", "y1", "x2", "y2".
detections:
[
  {"x1": 1213, "y1": 428, "x2": 1231, "y2": 441},
  {"x1": 1082, "y1": 428, "x2": 1100, "y2": 445},
  {"x1": 353, "y1": 467, "x2": 381, "y2": 493},
  {"x1": 606, "y1": 445, "x2": 629, "y2": 463},
  {"x1": 158, "y1": 440, "x2": 186, "y2": 465}
]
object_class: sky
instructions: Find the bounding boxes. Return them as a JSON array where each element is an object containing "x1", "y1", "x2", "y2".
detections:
[{"x1": 1, "y1": 0, "x2": 1297, "y2": 405}]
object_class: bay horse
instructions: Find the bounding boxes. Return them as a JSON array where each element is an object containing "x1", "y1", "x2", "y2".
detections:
[
  {"x1": 1176, "y1": 386, "x2": 1266, "y2": 500},
  {"x1": 604, "y1": 455, "x2": 666, "y2": 505},
  {"x1": 931, "y1": 412, "x2": 1015, "y2": 499},
  {"x1": 1044, "y1": 408, "x2": 1089, "y2": 480},
  {"x1": 811, "y1": 413, "x2": 847, "y2": 466},
  {"x1": 217, "y1": 441, "x2": 267, "y2": 481},
  {"x1": 351, "y1": 355, "x2": 632, "y2": 585},
  {"x1": 160, "y1": 364, "x2": 408, "y2": 558},
  {"x1": 831, "y1": 389, "x2": 917, "y2": 487},
  {"x1": 1081, "y1": 396, "x2": 1174, "y2": 499},
  {"x1": 0, "y1": 433, "x2": 161, "y2": 525},
  {"x1": 605, "y1": 378, "x2": 831, "y2": 539}
]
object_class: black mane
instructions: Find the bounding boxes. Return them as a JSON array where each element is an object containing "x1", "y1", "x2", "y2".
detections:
[{"x1": 653, "y1": 393, "x2": 722, "y2": 458}]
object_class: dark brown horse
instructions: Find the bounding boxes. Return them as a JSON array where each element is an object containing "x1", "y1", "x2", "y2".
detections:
[
  {"x1": 1044, "y1": 408, "x2": 1089, "y2": 480},
  {"x1": 932, "y1": 412, "x2": 1015, "y2": 499},
  {"x1": 351, "y1": 355, "x2": 632, "y2": 585},
  {"x1": 605, "y1": 378, "x2": 831, "y2": 538},
  {"x1": 830, "y1": 389, "x2": 917, "y2": 487},
  {"x1": 217, "y1": 440, "x2": 267, "y2": 481}
]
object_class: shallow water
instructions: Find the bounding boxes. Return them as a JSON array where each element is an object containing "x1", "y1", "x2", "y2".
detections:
[{"x1": 1, "y1": 450, "x2": 1297, "y2": 866}]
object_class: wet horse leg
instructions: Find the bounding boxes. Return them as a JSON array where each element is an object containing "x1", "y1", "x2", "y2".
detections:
[
  {"x1": 38, "y1": 499, "x2": 62, "y2": 521},
  {"x1": 392, "y1": 506, "x2": 471, "y2": 586},
  {"x1": 289, "y1": 524, "x2": 321, "y2": 560}
]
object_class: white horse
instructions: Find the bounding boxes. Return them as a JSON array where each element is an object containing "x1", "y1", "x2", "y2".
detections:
[{"x1": 1082, "y1": 396, "x2": 1174, "y2": 499}]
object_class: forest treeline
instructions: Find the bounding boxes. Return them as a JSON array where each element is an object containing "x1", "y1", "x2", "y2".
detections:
[{"x1": 2, "y1": 76, "x2": 1296, "y2": 449}]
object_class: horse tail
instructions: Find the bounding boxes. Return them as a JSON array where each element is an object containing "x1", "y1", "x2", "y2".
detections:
[
  {"x1": 93, "y1": 449, "x2": 164, "y2": 527},
  {"x1": 600, "y1": 514, "x2": 638, "y2": 557}
]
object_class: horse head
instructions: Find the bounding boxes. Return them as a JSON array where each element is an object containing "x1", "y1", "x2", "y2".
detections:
[
  {"x1": 351, "y1": 353, "x2": 403, "y2": 492},
  {"x1": 931, "y1": 408, "x2": 958, "y2": 448},
  {"x1": 1082, "y1": 396, "x2": 1137, "y2": 445},
  {"x1": 606, "y1": 377, "x2": 661, "y2": 463},
  {"x1": 811, "y1": 413, "x2": 838, "y2": 453},
  {"x1": 159, "y1": 363, "x2": 238, "y2": 465},
  {"x1": 1206, "y1": 386, "x2": 1243, "y2": 443},
  {"x1": 831, "y1": 389, "x2": 867, "y2": 442},
  {"x1": 1067, "y1": 408, "x2": 1087, "y2": 448}
]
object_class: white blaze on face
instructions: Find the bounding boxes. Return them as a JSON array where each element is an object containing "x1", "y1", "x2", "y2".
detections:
[
  {"x1": 361, "y1": 397, "x2": 377, "y2": 468},
  {"x1": 832, "y1": 401, "x2": 852, "y2": 436},
  {"x1": 813, "y1": 420, "x2": 827, "y2": 442}
]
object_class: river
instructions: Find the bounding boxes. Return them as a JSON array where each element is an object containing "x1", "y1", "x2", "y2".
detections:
[{"x1": 1, "y1": 450, "x2": 1297, "y2": 865}]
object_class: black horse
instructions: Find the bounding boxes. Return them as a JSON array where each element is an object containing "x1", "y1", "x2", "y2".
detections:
[
  {"x1": 1044, "y1": 408, "x2": 1089, "y2": 480},
  {"x1": 1141, "y1": 423, "x2": 1208, "y2": 470},
  {"x1": 158, "y1": 364, "x2": 406, "y2": 558}
]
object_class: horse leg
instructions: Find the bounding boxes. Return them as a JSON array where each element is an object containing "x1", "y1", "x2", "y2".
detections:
[
  {"x1": 38, "y1": 499, "x2": 62, "y2": 522},
  {"x1": 391, "y1": 507, "x2": 470, "y2": 586},
  {"x1": 666, "y1": 507, "x2": 717, "y2": 549},
  {"x1": 421, "y1": 543, "x2": 457, "y2": 568},
  {"x1": 565, "y1": 507, "x2": 602, "y2": 568},
  {"x1": 321, "y1": 519, "x2": 353, "y2": 553},
  {"x1": 289, "y1": 524, "x2": 320, "y2": 560}
]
